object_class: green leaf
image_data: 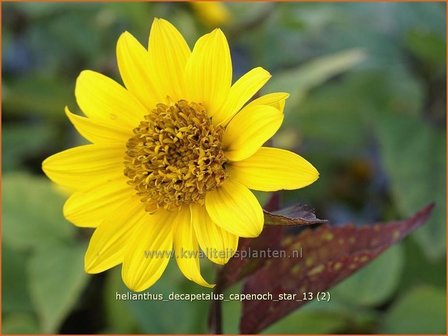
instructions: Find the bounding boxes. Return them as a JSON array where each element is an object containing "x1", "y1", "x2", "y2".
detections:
[
  {"x1": 380, "y1": 286, "x2": 446, "y2": 333},
  {"x1": 123, "y1": 262, "x2": 211, "y2": 333},
  {"x1": 28, "y1": 242, "x2": 88, "y2": 333},
  {"x1": 221, "y1": 285, "x2": 243, "y2": 334},
  {"x1": 3, "y1": 173, "x2": 75, "y2": 251},
  {"x1": 106, "y1": 3, "x2": 155, "y2": 42},
  {"x1": 2, "y1": 123, "x2": 56, "y2": 172},
  {"x1": 227, "y1": 2, "x2": 273, "y2": 25},
  {"x1": 2, "y1": 313, "x2": 40, "y2": 334},
  {"x1": 405, "y1": 29, "x2": 446, "y2": 68},
  {"x1": 103, "y1": 268, "x2": 138, "y2": 333},
  {"x1": 375, "y1": 114, "x2": 445, "y2": 259},
  {"x1": 10, "y1": 2, "x2": 91, "y2": 18},
  {"x1": 283, "y1": 69, "x2": 423, "y2": 158},
  {"x1": 400, "y1": 238, "x2": 446, "y2": 290},
  {"x1": 265, "y1": 310, "x2": 347, "y2": 334},
  {"x1": 2, "y1": 244, "x2": 33, "y2": 313},
  {"x1": 3, "y1": 75, "x2": 75, "y2": 119},
  {"x1": 264, "y1": 49, "x2": 366, "y2": 112},
  {"x1": 263, "y1": 300, "x2": 376, "y2": 334},
  {"x1": 331, "y1": 245, "x2": 404, "y2": 306}
]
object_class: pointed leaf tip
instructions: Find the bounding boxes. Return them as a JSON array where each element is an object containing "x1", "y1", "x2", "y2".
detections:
[{"x1": 239, "y1": 203, "x2": 434, "y2": 333}]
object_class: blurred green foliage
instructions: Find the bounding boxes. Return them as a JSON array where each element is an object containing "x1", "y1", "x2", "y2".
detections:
[{"x1": 2, "y1": 2, "x2": 446, "y2": 334}]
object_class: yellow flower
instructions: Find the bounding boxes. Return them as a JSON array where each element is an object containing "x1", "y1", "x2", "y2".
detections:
[
  {"x1": 42, "y1": 18, "x2": 319, "y2": 292},
  {"x1": 191, "y1": 2, "x2": 231, "y2": 27}
]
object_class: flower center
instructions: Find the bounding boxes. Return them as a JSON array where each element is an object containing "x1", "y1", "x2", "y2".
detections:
[{"x1": 124, "y1": 100, "x2": 228, "y2": 212}]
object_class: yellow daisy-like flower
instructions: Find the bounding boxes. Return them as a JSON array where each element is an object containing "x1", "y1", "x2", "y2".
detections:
[
  {"x1": 191, "y1": 2, "x2": 231, "y2": 27},
  {"x1": 42, "y1": 18, "x2": 319, "y2": 292}
]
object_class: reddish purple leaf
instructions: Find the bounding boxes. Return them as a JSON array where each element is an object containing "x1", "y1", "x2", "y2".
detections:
[
  {"x1": 263, "y1": 192, "x2": 282, "y2": 212},
  {"x1": 209, "y1": 197, "x2": 327, "y2": 332},
  {"x1": 217, "y1": 226, "x2": 284, "y2": 291},
  {"x1": 240, "y1": 203, "x2": 435, "y2": 333},
  {"x1": 209, "y1": 226, "x2": 284, "y2": 333},
  {"x1": 217, "y1": 202, "x2": 325, "y2": 291},
  {"x1": 209, "y1": 193, "x2": 281, "y2": 333},
  {"x1": 209, "y1": 194, "x2": 283, "y2": 333}
]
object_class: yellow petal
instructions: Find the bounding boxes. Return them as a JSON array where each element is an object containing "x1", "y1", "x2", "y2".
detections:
[
  {"x1": 75, "y1": 70, "x2": 146, "y2": 128},
  {"x1": 191, "y1": 204, "x2": 238, "y2": 265},
  {"x1": 174, "y1": 207, "x2": 214, "y2": 287},
  {"x1": 217, "y1": 67, "x2": 271, "y2": 125},
  {"x1": 42, "y1": 144, "x2": 124, "y2": 191},
  {"x1": 65, "y1": 107, "x2": 131, "y2": 144},
  {"x1": 244, "y1": 92, "x2": 289, "y2": 114},
  {"x1": 223, "y1": 104, "x2": 283, "y2": 162},
  {"x1": 205, "y1": 179, "x2": 263, "y2": 238},
  {"x1": 185, "y1": 29, "x2": 232, "y2": 120},
  {"x1": 122, "y1": 210, "x2": 174, "y2": 292},
  {"x1": 85, "y1": 197, "x2": 146, "y2": 273},
  {"x1": 148, "y1": 18, "x2": 190, "y2": 101},
  {"x1": 116, "y1": 32, "x2": 163, "y2": 109},
  {"x1": 229, "y1": 147, "x2": 319, "y2": 191},
  {"x1": 64, "y1": 178, "x2": 135, "y2": 228}
]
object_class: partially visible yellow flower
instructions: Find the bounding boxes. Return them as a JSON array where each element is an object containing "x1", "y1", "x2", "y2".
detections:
[
  {"x1": 42, "y1": 18, "x2": 318, "y2": 292},
  {"x1": 191, "y1": 2, "x2": 231, "y2": 27}
]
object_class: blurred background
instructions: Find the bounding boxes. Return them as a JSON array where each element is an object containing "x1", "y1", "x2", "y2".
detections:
[{"x1": 2, "y1": 2, "x2": 446, "y2": 334}]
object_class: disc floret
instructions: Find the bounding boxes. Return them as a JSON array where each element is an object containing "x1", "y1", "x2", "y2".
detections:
[{"x1": 124, "y1": 100, "x2": 228, "y2": 212}]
